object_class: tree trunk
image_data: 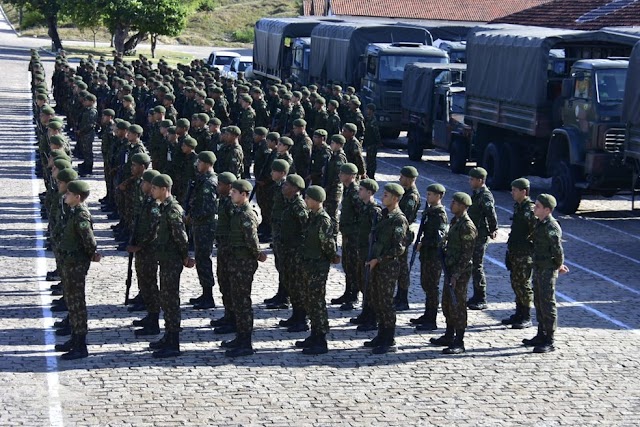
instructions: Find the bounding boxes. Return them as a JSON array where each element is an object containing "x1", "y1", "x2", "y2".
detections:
[
  {"x1": 113, "y1": 24, "x2": 129, "y2": 54},
  {"x1": 46, "y1": 14, "x2": 63, "y2": 51},
  {"x1": 123, "y1": 32, "x2": 146, "y2": 54},
  {"x1": 150, "y1": 34, "x2": 157, "y2": 58}
]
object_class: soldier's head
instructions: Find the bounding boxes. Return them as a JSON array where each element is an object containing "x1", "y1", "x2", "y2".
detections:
[
  {"x1": 217, "y1": 172, "x2": 236, "y2": 197},
  {"x1": 131, "y1": 153, "x2": 151, "y2": 177},
  {"x1": 151, "y1": 174, "x2": 173, "y2": 202},
  {"x1": 101, "y1": 109, "x2": 116, "y2": 125},
  {"x1": 65, "y1": 180, "x2": 91, "y2": 206},
  {"x1": 314, "y1": 97, "x2": 326, "y2": 111},
  {"x1": 327, "y1": 99, "x2": 339, "y2": 112},
  {"x1": 240, "y1": 94, "x2": 252, "y2": 109},
  {"x1": 468, "y1": 167, "x2": 487, "y2": 189},
  {"x1": 330, "y1": 134, "x2": 345, "y2": 152},
  {"x1": 399, "y1": 166, "x2": 418, "y2": 188},
  {"x1": 313, "y1": 129, "x2": 327, "y2": 146},
  {"x1": 426, "y1": 183, "x2": 446, "y2": 206},
  {"x1": 153, "y1": 105, "x2": 166, "y2": 121},
  {"x1": 266, "y1": 132, "x2": 280, "y2": 149},
  {"x1": 339, "y1": 163, "x2": 358, "y2": 185},
  {"x1": 254, "y1": 127, "x2": 268, "y2": 143},
  {"x1": 341, "y1": 123, "x2": 357, "y2": 139},
  {"x1": 359, "y1": 179, "x2": 379, "y2": 203},
  {"x1": 56, "y1": 168, "x2": 78, "y2": 194},
  {"x1": 271, "y1": 159, "x2": 289, "y2": 182},
  {"x1": 305, "y1": 185, "x2": 326, "y2": 211},
  {"x1": 181, "y1": 137, "x2": 198, "y2": 154},
  {"x1": 277, "y1": 137, "x2": 293, "y2": 154},
  {"x1": 451, "y1": 192, "x2": 472, "y2": 217},
  {"x1": 208, "y1": 118, "x2": 221, "y2": 133},
  {"x1": 47, "y1": 120, "x2": 63, "y2": 137},
  {"x1": 349, "y1": 99, "x2": 361, "y2": 111},
  {"x1": 292, "y1": 119, "x2": 307, "y2": 136},
  {"x1": 122, "y1": 94, "x2": 134, "y2": 108},
  {"x1": 283, "y1": 174, "x2": 305, "y2": 199},
  {"x1": 534, "y1": 194, "x2": 556, "y2": 220},
  {"x1": 142, "y1": 170, "x2": 160, "y2": 195},
  {"x1": 225, "y1": 126, "x2": 241, "y2": 142},
  {"x1": 230, "y1": 179, "x2": 252, "y2": 205},
  {"x1": 511, "y1": 178, "x2": 530, "y2": 203},
  {"x1": 127, "y1": 125, "x2": 143, "y2": 142},
  {"x1": 382, "y1": 183, "x2": 404, "y2": 209},
  {"x1": 366, "y1": 103, "x2": 376, "y2": 118},
  {"x1": 197, "y1": 151, "x2": 216, "y2": 173}
]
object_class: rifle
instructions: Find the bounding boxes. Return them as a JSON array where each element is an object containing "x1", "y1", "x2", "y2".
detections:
[
  {"x1": 363, "y1": 210, "x2": 379, "y2": 302},
  {"x1": 124, "y1": 215, "x2": 139, "y2": 305},
  {"x1": 438, "y1": 240, "x2": 457, "y2": 307},
  {"x1": 321, "y1": 154, "x2": 331, "y2": 189},
  {"x1": 184, "y1": 178, "x2": 196, "y2": 256},
  {"x1": 409, "y1": 205, "x2": 428, "y2": 272}
]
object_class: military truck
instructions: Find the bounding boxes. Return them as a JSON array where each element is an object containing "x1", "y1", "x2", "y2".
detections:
[
  {"x1": 401, "y1": 63, "x2": 468, "y2": 162},
  {"x1": 454, "y1": 26, "x2": 639, "y2": 214},
  {"x1": 623, "y1": 40, "x2": 640, "y2": 206}
]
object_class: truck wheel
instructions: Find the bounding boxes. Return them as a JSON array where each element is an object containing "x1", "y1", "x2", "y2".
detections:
[
  {"x1": 450, "y1": 138, "x2": 467, "y2": 174},
  {"x1": 551, "y1": 161, "x2": 581, "y2": 214},
  {"x1": 382, "y1": 129, "x2": 401, "y2": 140},
  {"x1": 482, "y1": 142, "x2": 509, "y2": 190},
  {"x1": 407, "y1": 127, "x2": 423, "y2": 161}
]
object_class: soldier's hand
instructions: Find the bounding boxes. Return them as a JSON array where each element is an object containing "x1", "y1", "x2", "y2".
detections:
[
  {"x1": 416, "y1": 242, "x2": 422, "y2": 251},
  {"x1": 184, "y1": 257, "x2": 196, "y2": 268},
  {"x1": 91, "y1": 253, "x2": 102, "y2": 262},
  {"x1": 366, "y1": 258, "x2": 379, "y2": 270},
  {"x1": 117, "y1": 183, "x2": 126, "y2": 191},
  {"x1": 126, "y1": 245, "x2": 141, "y2": 253},
  {"x1": 490, "y1": 231, "x2": 498, "y2": 239},
  {"x1": 185, "y1": 215, "x2": 192, "y2": 226},
  {"x1": 331, "y1": 255, "x2": 341, "y2": 264},
  {"x1": 559, "y1": 264, "x2": 570, "y2": 275},
  {"x1": 258, "y1": 251, "x2": 267, "y2": 262}
]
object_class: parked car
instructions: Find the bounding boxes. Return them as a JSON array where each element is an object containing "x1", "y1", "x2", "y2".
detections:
[
  {"x1": 207, "y1": 50, "x2": 241, "y2": 71},
  {"x1": 222, "y1": 56, "x2": 254, "y2": 80}
]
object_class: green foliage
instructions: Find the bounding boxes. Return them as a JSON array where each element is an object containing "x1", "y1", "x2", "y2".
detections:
[
  {"x1": 138, "y1": 0, "x2": 188, "y2": 37},
  {"x1": 20, "y1": 7, "x2": 45, "y2": 29},
  {"x1": 196, "y1": 0, "x2": 219, "y2": 12},
  {"x1": 231, "y1": 27, "x2": 253, "y2": 43}
]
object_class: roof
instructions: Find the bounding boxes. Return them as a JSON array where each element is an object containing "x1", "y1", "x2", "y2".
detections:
[
  {"x1": 493, "y1": 0, "x2": 640, "y2": 29},
  {"x1": 303, "y1": 0, "x2": 554, "y2": 22}
]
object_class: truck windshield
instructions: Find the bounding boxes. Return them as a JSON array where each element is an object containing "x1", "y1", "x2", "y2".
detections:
[
  {"x1": 595, "y1": 69, "x2": 626, "y2": 103},
  {"x1": 215, "y1": 56, "x2": 236, "y2": 66},
  {"x1": 379, "y1": 55, "x2": 448, "y2": 80}
]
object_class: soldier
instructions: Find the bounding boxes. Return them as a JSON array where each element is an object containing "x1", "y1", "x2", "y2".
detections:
[
  {"x1": 295, "y1": 186, "x2": 339, "y2": 355},
  {"x1": 252, "y1": 127, "x2": 271, "y2": 237},
  {"x1": 342, "y1": 123, "x2": 366, "y2": 179},
  {"x1": 413, "y1": 184, "x2": 448, "y2": 331},
  {"x1": 324, "y1": 135, "x2": 347, "y2": 234},
  {"x1": 312, "y1": 97, "x2": 329, "y2": 134},
  {"x1": 308, "y1": 129, "x2": 331, "y2": 186},
  {"x1": 205, "y1": 118, "x2": 223, "y2": 155},
  {"x1": 467, "y1": 167, "x2": 499, "y2": 310},
  {"x1": 251, "y1": 87, "x2": 271, "y2": 128},
  {"x1": 325, "y1": 100, "x2": 342, "y2": 140},
  {"x1": 503, "y1": 178, "x2": 536, "y2": 329},
  {"x1": 331, "y1": 163, "x2": 361, "y2": 310},
  {"x1": 275, "y1": 136, "x2": 295, "y2": 172},
  {"x1": 430, "y1": 192, "x2": 477, "y2": 355},
  {"x1": 363, "y1": 183, "x2": 408, "y2": 354},
  {"x1": 186, "y1": 151, "x2": 219, "y2": 310},
  {"x1": 523, "y1": 194, "x2": 569, "y2": 353},
  {"x1": 277, "y1": 174, "x2": 310, "y2": 332},
  {"x1": 237, "y1": 94, "x2": 255, "y2": 179},
  {"x1": 171, "y1": 136, "x2": 198, "y2": 206},
  {"x1": 99, "y1": 109, "x2": 117, "y2": 205},
  {"x1": 53, "y1": 180, "x2": 101, "y2": 360},
  {"x1": 117, "y1": 153, "x2": 151, "y2": 253},
  {"x1": 290, "y1": 119, "x2": 313, "y2": 181},
  {"x1": 344, "y1": 99, "x2": 366, "y2": 140},
  {"x1": 77, "y1": 93, "x2": 98, "y2": 176},
  {"x1": 117, "y1": 94, "x2": 137, "y2": 124},
  {"x1": 273, "y1": 92, "x2": 293, "y2": 135},
  {"x1": 363, "y1": 103, "x2": 381, "y2": 179},
  {"x1": 191, "y1": 113, "x2": 211, "y2": 153},
  {"x1": 147, "y1": 174, "x2": 194, "y2": 358},
  {"x1": 394, "y1": 166, "x2": 421, "y2": 311},
  {"x1": 211, "y1": 87, "x2": 231, "y2": 126},
  {"x1": 220, "y1": 180, "x2": 267, "y2": 357},
  {"x1": 215, "y1": 126, "x2": 244, "y2": 178}
]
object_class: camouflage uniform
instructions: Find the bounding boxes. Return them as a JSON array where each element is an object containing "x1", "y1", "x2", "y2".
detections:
[
  {"x1": 363, "y1": 115, "x2": 381, "y2": 179},
  {"x1": 253, "y1": 99, "x2": 271, "y2": 128},
  {"x1": 325, "y1": 111, "x2": 342, "y2": 139},
  {"x1": 291, "y1": 133, "x2": 313, "y2": 179},
  {"x1": 357, "y1": 201, "x2": 382, "y2": 311},
  {"x1": 279, "y1": 194, "x2": 309, "y2": 313},
  {"x1": 172, "y1": 151, "x2": 197, "y2": 206},
  {"x1": 188, "y1": 170, "x2": 218, "y2": 292},
  {"x1": 323, "y1": 149, "x2": 347, "y2": 234},
  {"x1": 339, "y1": 181, "x2": 361, "y2": 298},
  {"x1": 216, "y1": 195, "x2": 234, "y2": 317},
  {"x1": 507, "y1": 197, "x2": 536, "y2": 310},
  {"x1": 467, "y1": 186, "x2": 498, "y2": 302},
  {"x1": 419, "y1": 204, "x2": 448, "y2": 321},
  {"x1": 134, "y1": 193, "x2": 161, "y2": 315},
  {"x1": 397, "y1": 185, "x2": 421, "y2": 291},
  {"x1": 343, "y1": 136, "x2": 366, "y2": 177},
  {"x1": 344, "y1": 109, "x2": 365, "y2": 140},
  {"x1": 313, "y1": 108, "x2": 329, "y2": 134},
  {"x1": 309, "y1": 142, "x2": 331, "y2": 186},
  {"x1": 215, "y1": 142, "x2": 244, "y2": 178},
  {"x1": 238, "y1": 107, "x2": 255, "y2": 177},
  {"x1": 77, "y1": 105, "x2": 97, "y2": 171},
  {"x1": 270, "y1": 179, "x2": 287, "y2": 298}
]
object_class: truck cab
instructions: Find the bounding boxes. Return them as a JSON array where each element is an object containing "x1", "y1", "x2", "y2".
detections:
[
  {"x1": 435, "y1": 40, "x2": 467, "y2": 63},
  {"x1": 360, "y1": 42, "x2": 449, "y2": 139},
  {"x1": 290, "y1": 37, "x2": 311, "y2": 86}
]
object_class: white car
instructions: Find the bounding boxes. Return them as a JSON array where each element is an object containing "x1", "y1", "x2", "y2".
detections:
[
  {"x1": 222, "y1": 56, "x2": 253, "y2": 80},
  {"x1": 207, "y1": 50, "x2": 241, "y2": 71}
]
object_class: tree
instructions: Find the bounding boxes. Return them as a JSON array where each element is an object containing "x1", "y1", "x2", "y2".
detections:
[
  {"x1": 6, "y1": 0, "x2": 63, "y2": 50},
  {"x1": 137, "y1": 0, "x2": 187, "y2": 58},
  {"x1": 61, "y1": 0, "x2": 104, "y2": 47}
]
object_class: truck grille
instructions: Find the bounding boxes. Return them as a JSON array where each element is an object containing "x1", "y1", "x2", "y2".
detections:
[
  {"x1": 384, "y1": 92, "x2": 402, "y2": 112},
  {"x1": 604, "y1": 128, "x2": 625, "y2": 153}
]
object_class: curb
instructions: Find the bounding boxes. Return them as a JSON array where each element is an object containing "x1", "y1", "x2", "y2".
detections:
[{"x1": 0, "y1": 4, "x2": 20, "y2": 36}]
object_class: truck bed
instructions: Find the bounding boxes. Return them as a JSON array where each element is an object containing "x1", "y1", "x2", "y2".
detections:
[{"x1": 465, "y1": 96, "x2": 554, "y2": 138}]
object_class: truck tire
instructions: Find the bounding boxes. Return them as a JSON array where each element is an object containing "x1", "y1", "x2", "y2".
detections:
[
  {"x1": 407, "y1": 126, "x2": 423, "y2": 161},
  {"x1": 450, "y1": 138, "x2": 467, "y2": 174},
  {"x1": 551, "y1": 161, "x2": 581, "y2": 214},
  {"x1": 482, "y1": 142, "x2": 509, "y2": 190},
  {"x1": 382, "y1": 129, "x2": 401, "y2": 140}
]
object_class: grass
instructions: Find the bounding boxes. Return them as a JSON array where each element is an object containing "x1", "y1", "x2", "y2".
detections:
[{"x1": 1, "y1": 0, "x2": 301, "y2": 47}]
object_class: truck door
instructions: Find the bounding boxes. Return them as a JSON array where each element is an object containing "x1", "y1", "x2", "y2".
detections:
[{"x1": 432, "y1": 88, "x2": 449, "y2": 149}]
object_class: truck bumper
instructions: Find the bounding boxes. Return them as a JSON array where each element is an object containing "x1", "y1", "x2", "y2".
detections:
[
  {"x1": 585, "y1": 152, "x2": 632, "y2": 189},
  {"x1": 377, "y1": 111, "x2": 405, "y2": 131}
]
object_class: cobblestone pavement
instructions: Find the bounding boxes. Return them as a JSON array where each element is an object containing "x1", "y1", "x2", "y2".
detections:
[{"x1": 1, "y1": 15, "x2": 640, "y2": 427}]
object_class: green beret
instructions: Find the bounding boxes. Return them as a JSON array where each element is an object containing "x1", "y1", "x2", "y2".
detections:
[
  {"x1": 282, "y1": 93, "x2": 292, "y2": 100},
  {"x1": 48, "y1": 120, "x2": 63, "y2": 130},
  {"x1": 279, "y1": 137, "x2": 294, "y2": 147},
  {"x1": 208, "y1": 117, "x2": 222, "y2": 126},
  {"x1": 232, "y1": 179, "x2": 253, "y2": 193},
  {"x1": 313, "y1": 129, "x2": 328, "y2": 138},
  {"x1": 167, "y1": 126, "x2": 177, "y2": 135},
  {"x1": 328, "y1": 99, "x2": 339, "y2": 108},
  {"x1": 205, "y1": 98, "x2": 215, "y2": 106},
  {"x1": 218, "y1": 172, "x2": 237, "y2": 185},
  {"x1": 350, "y1": 99, "x2": 361, "y2": 107},
  {"x1": 183, "y1": 137, "x2": 198, "y2": 148},
  {"x1": 226, "y1": 125, "x2": 241, "y2": 136},
  {"x1": 48, "y1": 135, "x2": 66, "y2": 146},
  {"x1": 36, "y1": 93, "x2": 48, "y2": 101},
  {"x1": 198, "y1": 151, "x2": 216, "y2": 165},
  {"x1": 306, "y1": 185, "x2": 326, "y2": 202},
  {"x1": 343, "y1": 123, "x2": 357, "y2": 133},
  {"x1": 153, "y1": 105, "x2": 166, "y2": 114},
  {"x1": 331, "y1": 134, "x2": 346, "y2": 145},
  {"x1": 102, "y1": 108, "x2": 115, "y2": 117},
  {"x1": 128, "y1": 124, "x2": 143, "y2": 135},
  {"x1": 271, "y1": 159, "x2": 290, "y2": 173},
  {"x1": 384, "y1": 183, "x2": 405, "y2": 198},
  {"x1": 53, "y1": 158, "x2": 72, "y2": 170},
  {"x1": 309, "y1": 84, "x2": 318, "y2": 91},
  {"x1": 164, "y1": 93, "x2": 176, "y2": 101},
  {"x1": 49, "y1": 149, "x2": 70, "y2": 160},
  {"x1": 116, "y1": 120, "x2": 130, "y2": 130},
  {"x1": 254, "y1": 127, "x2": 268, "y2": 137},
  {"x1": 85, "y1": 93, "x2": 96, "y2": 102},
  {"x1": 537, "y1": 193, "x2": 557, "y2": 210},
  {"x1": 469, "y1": 167, "x2": 488, "y2": 180},
  {"x1": 360, "y1": 179, "x2": 379, "y2": 193},
  {"x1": 286, "y1": 174, "x2": 306, "y2": 190},
  {"x1": 266, "y1": 132, "x2": 280, "y2": 141},
  {"x1": 400, "y1": 166, "x2": 419, "y2": 178},
  {"x1": 131, "y1": 152, "x2": 151, "y2": 165},
  {"x1": 332, "y1": 85, "x2": 342, "y2": 91},
  {"x1": 293, "y1": 118, "x2": 307, "y2": 127},
  {"x1": 76, "y1": 82, "x2": 88, "y2": 90},
  {"x1": 427, "y1": 183, "x2": 446, "y2": 195},
  {"x1": 50, "y1": 116, "x2": 63, "y2": 123},
  {"x1": 211, "y1": 87, "x2": 223, "y2": 94},
  {"x1": 292, "y1": 91, "x2": 302, "y2": 98},
  {"x1": 452, "y1": 192, "x2": 472, "y2": 207},
  {"x1": 366, "y1": 103, "x2": 376, "y2": 111},
  {"x1": 151, "y1": 174, "x2": 173, "y2": 188},
  {"x1": 315, "y1": 97, "x2": 326, "y2": 105},
  {"x1": 340, "y1": 163, "x2": 358, "y2": 175},
  {"x1": 56, "y1": 168, "x2": 78, "y2": 183},
  {"x1": 122, "y1": 94, "x2": 134, "y2": 103},
  {"x1": 160, "y1": 119, "x2": 173, "y2": 128},
  {"x1": 41, "y1": 106, "x2": 55, "y2": 115},
  {"x1": 176, "y1": 118, "x2": 190, "y2": 128},
  {"x1": 142, "y1": 169, "x2": 161, "y2": 183},
  {"x1": 197, "y1": 113, "x2": 210, "y2": 122},
  {"x1": 67, "y1": 180, "x2": 90, "y2": 195},
  {"x1": 511, "y1": 178, "x2": 530, "y2": 190},
  {"x1": 240, "y1": 94, "x2": 252, "y2": 103}
]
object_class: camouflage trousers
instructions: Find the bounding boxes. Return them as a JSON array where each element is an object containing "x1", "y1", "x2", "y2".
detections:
[
  {"x1": 369, "y1": 259, "x2": 400, "y2": 329},
  {"x1": 471, "y1": 236, "x2": 489, "y2": 299},
  {"x1": 281, "y1": 248, "x2": 304, "y2": 310},
  {"x1": 240, "y1": 139, "x2": 253, "y2": 177},
  {"x1": 397, "y1": 250, "x2": 411, "y2": 291},
  {"x1": 324, "y1": 186, "x2": 342, "y2": 239},
  {"x1": 61, "y1": 259, "x2": 90, "y2": 335},
  {"x1": 508, "y1": 252, "x2": 533, "y2": 308},
  {"x1": 230, "y1": 257, "x2": 258, "y2": 334},
  {"x1": 256, "y1": 184, "x2": 272, "y2": 227},
  {"x1": 302, "y1": 260, "x2": 330, "y2": 334},
  {"x1": 365, "y1": 145, "x2": 378, "y2": 179},
  {"x1": 79, "y1": 132, "x2": 95, "y2": 169},
  {"x1": 532, "y1": 267, "x2": 558, "y2": 334},
  {"x1": 158, "y1": 258, "x2": 183, "y2": 333},
  {"x1": 135, "y1": 249, "x2": 159, "y2": 314},
  {"x1": 341, "y1": 234, "x2": 359, "y2": 295},
  {"x1": 193, "y1": 223, "x2": 216, "y2": 289},
  {"x1": 442, "y1": 271, "x2": 471, "y2": 330},
  {"x1": 420, "y1": 249, "x2": 442, "y2": 315},
  {"x1": 271, "y1": 239, "x2": 285, "y2": 291},
  {"x1": 217, "y1": 246, "x2": 233, "y2": 313}
]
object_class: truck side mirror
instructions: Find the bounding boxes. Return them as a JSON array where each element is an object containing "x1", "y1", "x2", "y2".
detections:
[{"x1": 561, "y1": 78, "x2": 573, "y2": 98}]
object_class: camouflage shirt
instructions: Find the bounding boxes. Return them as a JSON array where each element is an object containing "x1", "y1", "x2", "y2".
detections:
[
  {"x1": 468, "y1": 185, "x2": 498, "y2": 239},
  {"x1": 444, "y1": 212, "x2": 478, "y2": 278},
  {"x1": 508, "y1": 197, "x2": 536, "y2": 255},
  {"x1": 371, "y1": 206, "x2": 408, "y2": 262},
  {"x1": 58, "y1": 203, "x2": 97, "y2": 260},
  {"x1": 533, "y1": 215, "x2": 564, "y2": 270},
  {"x1": 151, "y1": 196, "x2": 188, "y2": 261},
  {"x1": 278, "y1": 194, "x2": 309, "y2": 248},
  {"x1": 302, "y1": 208, "x2": 337, "y2": 261}
]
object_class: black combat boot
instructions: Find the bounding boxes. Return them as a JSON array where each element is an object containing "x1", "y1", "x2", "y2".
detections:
[
  {"x1": 339, "y1": 289, "x2": 359, "y2": 311},
  {"x1": 54, "y1": 333, "x2": 76, "y2": 352},
  {"x1": 410, "y1": 308, "x2": 429, "y2": 325},
  {"x1": 430, "y1": 325, "x2": 455, "y2": 346},
  {"x1": 214, "y1": 314, "x2": 237, "y2": 334},
  {"x1": 55, "y1": 325, "x2": 71, "y2": 336},
  {"x1": 523, "y1": 325, "x2": 546, "y2": 347},
  {"x1": 225, "y1": 333, "x2": 255, "y2": 357},
  {"x1": 278, "y1": 309, "x2": 298, "y2": 327},
  {"x1": 61, "y1": 334, "x2": 89, "y2": 360},
  {"x1": 467, "y1": 288, "x2": 487, "y2": 310},
  {"x1": 364, "y1": 326, "x2": 383, "y2": 348},
  {"x1": 356, "y1": 312, "x2": 377, "y2": 332},
  {"x1": 443, "y1": 329, "x2": 466, "y2": 354},
  {"x1": 135, "y1": 313, "x2": 160, "y2": 336},
  {"x1": 533, "y1": 332, "x2": 555, "y2": 353},
  {"x1": 394, "y1": 288, "x2": 410, "y2": 311},
  {"x1": 50, "y1": 282, "x2": 62, "y2": 291},
  {"x1": 51, "y1": 299, "x2": 68, "y2": 312},
  {"x1": 372, "y1": 327, "x2": 397, "y2": 354},
  {"x1": 210, "y1": 310, "x2": 231, "y2": 327},
  {"x1": 264, "y1": 283, "x2": 285, "y2": 304},
  {"x1": 153, "y1": 332, "x2": 181, "y2": 358},
  {"x1": 132, "y1": 313, "x2": 152, "y2": 327},
  {"x1": 350, "y1": 303, "x2": 372, "y2": 325},
  {"x1": 501, "y1": 304, "x2": 522, "y2": 325},
  {"x1": 330, "y1": 285, "x2": 351, "y2": 305},
  {"x1": 295, "y1": 332, "x2": 317, "y2": 349},
  {"x1": 149, "y1": 333, "x2": 169, "y2": 350},
  {"x1": 53, "y1": 315, "x2": 69, "y2": 329},
  {"x1": 189, "y1": 292, "x2": 205, "y2": 305},
  {"x1": 46, "y1": 269, "x2": 60, "y2": 281},
  {"x1": 127, "y1": 294, "x2": 146, "y2": 312},
  {"x1": 193, "y1": 287, "x2": 215, "y2": 309},
  {"x1": 265, "y1": 288, "x2": 290, "y2": 309},
  {"x1": 415, "y1": 310, "x2": 437, "y2": 331},
  {"x1": 302, "y1": 333, "x2": 328, "y2": 355},
  {"x1": 287, "y1": 310, "x2": 309, "y2": 333},
  {"x1": 512, "y1": 305, "x2": 533, "y2": 330}
]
